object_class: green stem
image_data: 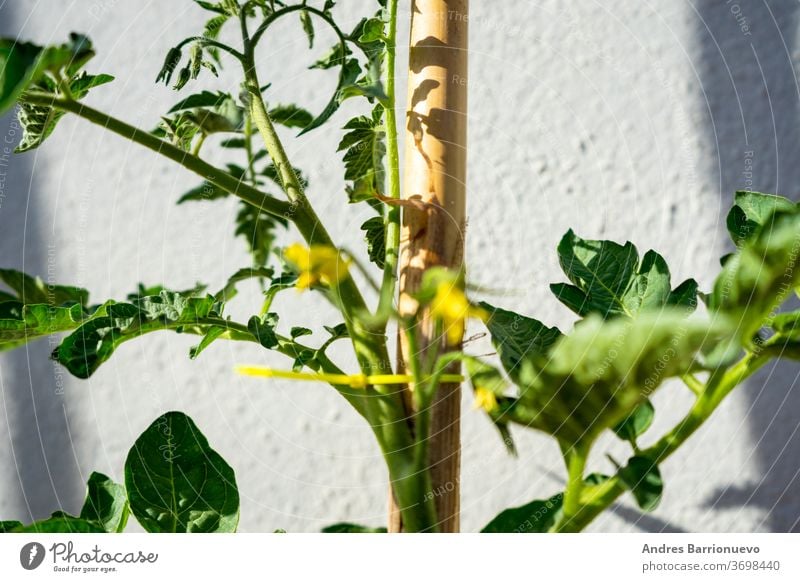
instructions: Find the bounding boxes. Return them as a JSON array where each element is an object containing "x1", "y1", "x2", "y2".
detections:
[
  {"x1": 239, "y1": 10, "x2": 436, "y2": 532},
  {"x1": 561, "y1": 442, "x2": 589, "y2": 522},
  {"x1": 376, "y1": 0, "x2": 402, "y2": 323},
  {"x1": 680, "y1": 373, "x2": 704, "y2": 396},
  {"x1": 555, "y1": 352, "x2": 770, "y2": 532},
  {"x1": 22, "y1": 92, "x2": 291, "y2": 219}
]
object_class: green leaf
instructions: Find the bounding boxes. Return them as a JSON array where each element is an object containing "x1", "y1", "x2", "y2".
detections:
[
  {"x1": 0, "y1": 39, "x2": 44, "y2": 114},
  {"x1": 202, "y1": 14, "x2": 231, "y2": 65},
  {"x1": 167, "y1": 89, "x2": 230, "y2": 112},
  {"x1": 481, "y1": 493, "x2": 563, "y2": 533},
  {"x1": 324, "y1": 323, "x2": 349, "y2": 340},
  {"x1": 0, "y1": 521, "x2": 23, "y2": 532},
  {"x1": 613, "y1": 399, "x2": 655, "y2": 446},
  {"x1": 160, "y1": 91, "x2": 243, "y2": 146},
  {"x1": 193, "y1": 0, "x2": 228, "y2": 15},
  {"x1": 290, "y1": 327, "x2": 313, "y2": 339},
  {"x1": 339, "y1": 107, "x2": 386, "y2": 202},
  {"x1": 551, "y1": 231, "x2": 696, "y2": 320},
  {"x1": 321, "y1": 522, "x2": 387, "y2": 533},
  {"x1": 358, "y1": 18, "x2": 385, "y2": 44},
  {"x1": 310, "y1": 43, "x2": 352, "y2": 70},
  {"x1": 79, "y1": 472, "x2": 129, "y2": 533},
  {"x1": 2, "y1": 34, "x2": 111, "y2": 152},
  {"x1": 361, "y1": 216, "x2": 385, "y2": 269},
  {"x1": 480, "y1": 302, "x2": 562, "y2": 382},
  {"x1": 15, "y1": 71, "x2": 114, "y2": 153},
  {"x1": 300, "y1": 10, "x2": 315, "y2": 48},
  {"x1": 300, "y1": 58, "x2": 361, "y2": 135},
  {"x1": 235, "y1": 200, "x2": 287, "y2": 269},
  {"x1": 1, "y1": 33, "x2": 97, "y2": 115},
  {"x1": 248, "y1": 312, "x2": 280, "y2": 349},
  {"x1": 515, "y1": 311, "x2": 729, "y2": 445},
  {"x1": 55, "y1": 291, "x2": 219, "y2": 378},
  {"x1": 726, "y1": 191, "x2": 797, "y2": 246},
  {"x1": 0, "y1": 303, "x2": 85, "y2": 352},
  {"x1": 269, "y1": 103, "x2": 314, "y2": 129},
  {"x1": 125, "y1": 411, "x2": 239, "y2": 533},
  {"x1": 189, "y1": 326, "x2": 226, "y2": 359},
  {"x1": 0, "y1": 268, "x2": 88, "y2": 306},
  {"x1": 14, "y1": 516, "x2": 105, "y2": 533},
  {"x1": 710, "y1": 209, "x2": 800, "y2": 343},
  {"x1": 618, "y1": 455, "x2": 663, "y2": 512},
  {"x1": 156, "y1": 47, "x2": 182, "y2": 85},
  {"x1": 215, "y1": 266, "x2": 274, "y2": 302}
]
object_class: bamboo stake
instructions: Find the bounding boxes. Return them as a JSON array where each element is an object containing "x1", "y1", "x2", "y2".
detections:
[{"x1": 392, "y1": 0, "x2": 468, "y2": 533}]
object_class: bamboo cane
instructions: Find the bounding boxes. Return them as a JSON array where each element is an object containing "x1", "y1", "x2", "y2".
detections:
[{"x1": 391, "y1": 0, "x2": 468, "y2": 533}]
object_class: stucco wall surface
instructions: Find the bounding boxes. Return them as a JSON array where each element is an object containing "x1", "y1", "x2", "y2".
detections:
[{"x1": 1, "y1": 0, "x2": 799, "y2": 532}]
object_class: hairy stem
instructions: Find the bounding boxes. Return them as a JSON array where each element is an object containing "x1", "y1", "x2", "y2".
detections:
[{"x1": 22, "y1": 92, "x2": 291, "y2": 219}]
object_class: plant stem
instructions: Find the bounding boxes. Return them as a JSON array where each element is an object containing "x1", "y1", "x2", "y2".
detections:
[
  {"x1": 554, "y1": 352, "x2": 770, "y2": 532},
  {"x1": 561, "y1": 442, "x2": 589, "y2": 522},
  {"x1": 239, "y1": 12, "x2": 437, "y2": 532},
  {"x1": 22, "y1": 92, "x2": 291, "y2": 219},
  {"x1": 376, "y1": 0, "x2": 402, "y2": 324}
]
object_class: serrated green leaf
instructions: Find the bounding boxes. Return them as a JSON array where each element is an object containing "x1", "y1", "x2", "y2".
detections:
[
  {"x1": 339, "y1": 107, "x2": 385, "y2": 201},
  {"x1": 125, "y1": 411, "x2": 239, "y2": 533},
  {"x1": 0, "y1": 303, "x2": 86, "y2": 352},
  {"x1": 55, "y1": 291, "x2": 218, "y2": 378},
  {"x1": 361, "y1": 216, "x2": 385, "y2": 269},
  {"x1": 516, "y1": 311, "x2": 729, "y2": 445},
  {"x1": 726, "y1": 191, "x2": 797, "y2": 246},
  {"x1": 248, "y1": 312, "x2": 279, "y2": 349},
  {"x1": 15, "y1": 71, "x2": 113, "y2": 153},
  {"x1": 479, "y1": 302, "x2": 561, "y2": 383},
  {"x1": 79, "y1": 472, "x2": 129, "y2": 533},
  {"x1": 551, "y1": 230, "x2": 697, "y2": 319},
  {"x1": 235, "y1": 200, "x2": 287, "y2": 268},
  {"x1": 481, "y1": 492, "x2": 563, "y2": 533},
  {"x1": 1, "y1": 33, "x2": 97, "y2": 115},
  {"x1": 710, "y1": 209, "x2": 800, "y2": 343}
]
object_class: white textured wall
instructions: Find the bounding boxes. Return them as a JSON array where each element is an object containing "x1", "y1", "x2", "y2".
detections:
[{"x1": 1, "y1": 0, "x2": 799, "y2": 532}]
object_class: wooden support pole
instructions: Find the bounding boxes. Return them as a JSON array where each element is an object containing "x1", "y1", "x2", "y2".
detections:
[{"x1": 391, "y1": 0, "x2": 468, "y2": 533}]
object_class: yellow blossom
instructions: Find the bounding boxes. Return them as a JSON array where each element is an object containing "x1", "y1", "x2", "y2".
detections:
[
  {"x1": 284, "y1": 243, "x2": 350, "y2": 290},
  {"x1": 429, "y1": 282, "x2": 486, "y2": 345},
  {"x1": 473, "y1": 387, "x2": 498, "y2": 413}
]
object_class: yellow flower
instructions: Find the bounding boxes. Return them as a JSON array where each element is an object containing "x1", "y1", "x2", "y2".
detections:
[
  {"x1": 429, "y1": 282, "x2": 486, "y2": 345},
  {"x1": 473, "y1": 387, "x2": 498, "y2": 413},
  {"x1": 284, "y1": 244, "x2": 350, "y2": 290}
]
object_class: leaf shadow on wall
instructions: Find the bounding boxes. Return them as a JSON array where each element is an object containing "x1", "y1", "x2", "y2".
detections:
[{"x1": 692, "y1": 0, "x2": 800, "y2": 532}]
